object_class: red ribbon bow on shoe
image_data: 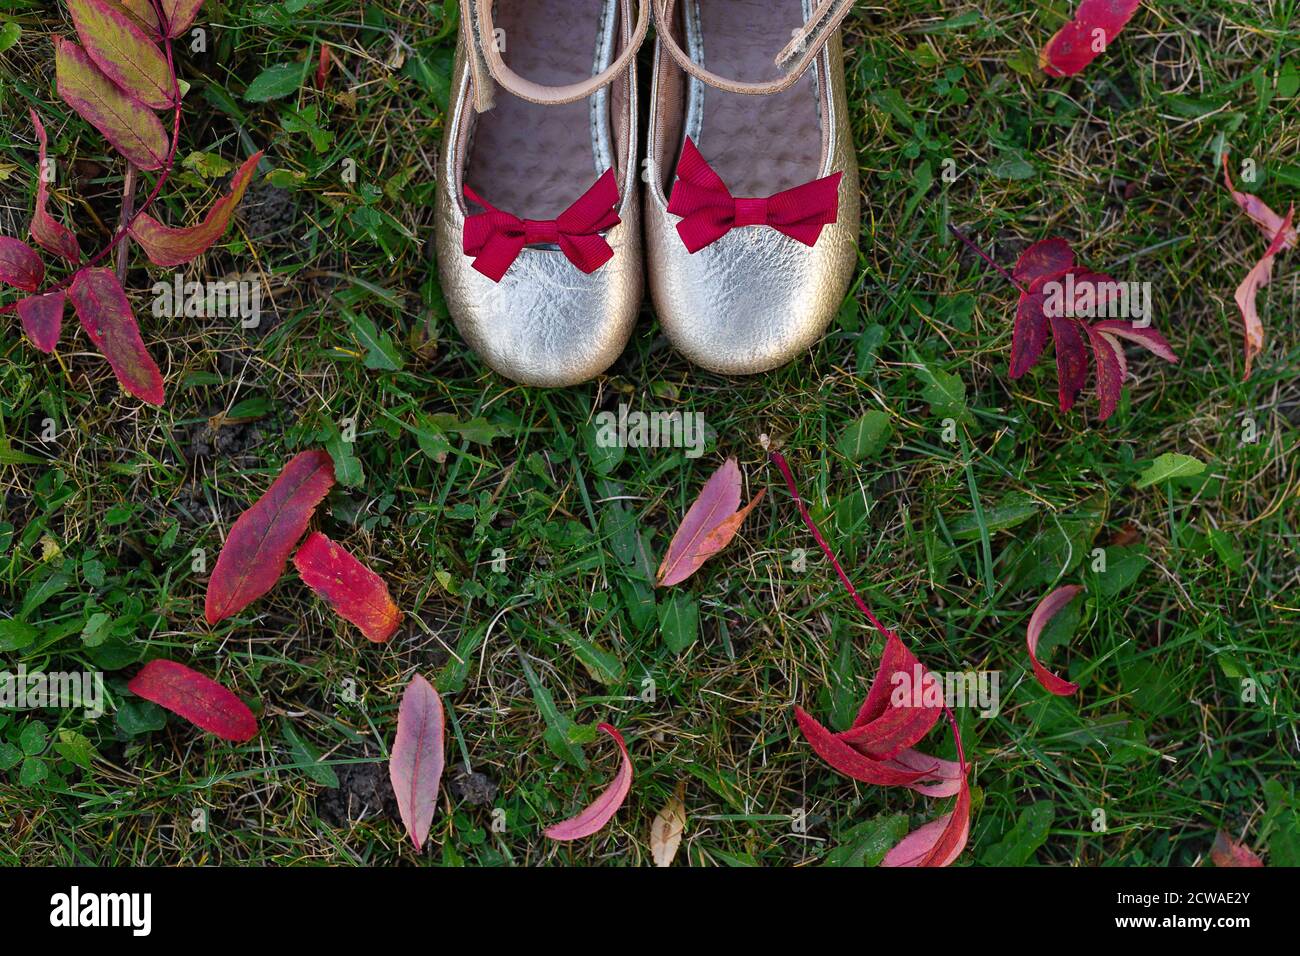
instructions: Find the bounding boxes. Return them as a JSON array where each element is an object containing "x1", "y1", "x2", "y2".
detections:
[
  {"x1": 667, "y1": 138, "x2": 842, "y2": 253},
  {"x1": 462, "y1": 169, "x2": 621, "y2": 282}
]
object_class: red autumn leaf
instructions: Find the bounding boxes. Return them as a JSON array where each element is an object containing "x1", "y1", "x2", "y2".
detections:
[
  {"x1": 882, "y1": 774, "x2": 971, "y2": 867},
  {"x1": 55, "y1": 38, "x2": 170, "y2": 171},
  {"x1": 1011, "y1": 290, "x2": 1052, "y2": 378},
  {"x1": 1013, "y1": 237, "x2": 1074, "y2": 289},
  {"x1": 205, "y1": 449, "x2": 336, "y2": 624},
  {"x1": 1027, "y1": 584, "x2": 1084, "y2": 696},
  {"x1": 388, "y1": 673, "x2": 445, "y2": 851},
  {"x1": 0, "y1": 237, "x2": 44, "y2": 292},
  {"x1": 1084, "y1": 322, "x2": 1123, "y2": 421},
  {"x1": 544, "y1": 723, "x2": 633, "y2": 841},
  {"x1": 1040, "y1": 0, "x2": 1143, "y2": 78},
  {"x1": 794, "y1": 705, "x2": 935, "y2": 787},
  {"x1": 293, "y1": 531, "x2": 403, "y2": 643},
  {"x1": 1049, "y1": 314, "x2": 1088, "y2": 412},
  {"x1": 837, "y1": 631, "x2": 943, "y2": 760},
  {"x1": 16, "y1": 291, "x2": 67, "y2": 353},
  {"x1": 68, "y1": 267, "x2": 165, "y2": 405},
  {"x1": 129, "y1": 152, "x2": 264, "y2": 266},
  {"x1": 127, "y1": 659, "x2": 258, "y2": 742},
  {"x1": 28, "y1": 110, "x2": 81, "y2": 265},
  {"x1": 65, "y1": 0, "x2": 177, "y2": 110},
  {"x1": 1210, "y1": 830, "x2": 1263, "y2": 868},
  {"x1": 656, "y1": 457, "x2": 765, "y2": 587},
  {"x1": 1222, "y1": 153, "x2": 1298, "y2": 251},
  {"x1": 1233, "y1": 204, "x2": 1294, "y2": 380}
]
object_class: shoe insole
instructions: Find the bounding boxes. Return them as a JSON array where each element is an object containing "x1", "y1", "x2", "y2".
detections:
[
  {"x1": 692, "y1": 0, "x2": 822, "y2": 197},
  {"x1": 466, "y1": 0, "x2": 616, "y2": 220}
]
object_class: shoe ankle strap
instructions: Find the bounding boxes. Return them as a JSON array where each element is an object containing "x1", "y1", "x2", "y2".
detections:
[
  {"x1": 469, "y1": 0, "x2": 650, "y2": 112},
  {"x1": 653, "y1": 0, "x2": 854, "y2": 95}
]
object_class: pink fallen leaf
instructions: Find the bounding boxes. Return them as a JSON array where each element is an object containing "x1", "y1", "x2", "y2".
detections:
[
  {"x1": 1233, "y1": 204, "x2": 1294, "y2": 380},
  {"x1": 1090, "y1": 319, "x2": 1178, "y2": 364},
  {"x1": 127, "y1": 658, "x2": 258, "y2": 742},
  {"x1": 293, "y1": 531, "x2": 403, "y2": 643},
  {"x1": 68, "y1": 267, "x2": 165, "y2": 405},
  {"x1": 656, "y1": 457, "x2": 765, "y2": 587},
  {"x1": 1210, "y1": 830, "x2": 1263, "y2": 867},
  {"x1": 1222, "y1": 153, "x2": 1297, "y2": 250},
  {"x1": 545, "y1": 723, "x2": 633, "y2": 841},
  {"x1": 16, "y1": 291, "x2": 67, "y2": 353},
  {"x1": 28, "y1": 110, "x2": 81, "y2": 265},
  {"x1": 1027, "y1": 584, "x2": 1084, "y2": 695},
  {"x1": 388, "y1": 674, "x2": 446, "y2": 851},
  {"x1": 65, "y1": 0, "x2": 177, "y2": 110},
  {"x1": 794, "y1": 705, "x2": 934, "y2": 787},
  {"x1": 129, "y1": 152, "x2": 263, "y2": 266},
  {"x1": 1040, "y1": 0, "x2": 1143, "y2": 78},
  {"x1": 0, "y1": 237, "x2": 45, "y2": 292},
  {"x1": 884, "y1": 748, "x2": 966, "y2": 798},
  {"x1": 882, "y1": 775, "x2": 971, "y2": 867},
  {"x1": 55, "y1": 38, "x2": 170, "y2": 171},
  {"x1": 205, "y1": 450, "x2": 336, "y2": 624}
]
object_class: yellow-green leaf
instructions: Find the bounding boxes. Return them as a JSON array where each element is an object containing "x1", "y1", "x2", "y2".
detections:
[{"x1": 55, "y1": 39, "x2": 169, "y2": 170}]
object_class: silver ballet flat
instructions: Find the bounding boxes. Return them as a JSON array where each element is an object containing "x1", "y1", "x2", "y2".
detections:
[
  {"x1": 645, "y1": 0, "x2": 860, "y2": 375},
  {"x1": 435, "y1": 0, "x2": 649, "y2": 386}
]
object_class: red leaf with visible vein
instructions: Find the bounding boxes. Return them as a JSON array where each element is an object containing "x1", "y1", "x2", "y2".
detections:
[
  {"x1": 1084, "y1": 323, "x2": 1123, "y2": 421},
  {"x1": 838, "y1": 632, "x2": 943, "y2": 760},
  {"x1": 0, "y1": 237, "x2": 44, "y2": 291},
  {"x1": 1211, "y1": 831, "x2": 1263, "y2": 867},
  {"x1": 1041, "y1": 0, "x2": 1142, "y2": 78},
  {"x1": 69, "y1": 267, "x2": 164, "y2": 405},
  {"x1": 388, "y1": 674, "x2": 445, "y2": 850},
  {"x1": 28, "y1": 111, "x2": 81, "y2": 265},
  {"x1": 205, "y1": 450, "x2": 336, "y2": 624},
  {"x1": 656, "y1": 457, "x2": 765, "y2": 587},
  {"x1": 1027, "y1": 584, "x2": 1083, "y2": 695},
  {"x1": 1222, "y1": 153, "x2": 1297, "y2": 251},
  {"x1": 55, "y1": 38, "x2": 169, "y2": 170},
  {"x1": 1049, "y1": 315, "x2": 1088, "y2": 412},
  {"x1": 16, "y1": 291, "x2": 67, "y2": 353},
  {"x1": 544, "y1": 723, "x2": 633, "y2": 841},
  {"x1": 1013, "y1": 237, "x2": 1073, "y2": 290},
  {"x1": 882, "y1": 775, "x2": 971, "y2": 867},
  {"x1": 1097, "y1": 330, "x2": 1128, "y2": 389},
  {"x1": 1090, "y1": 319, "x2": 1178, "y2": 363},
  {"x1": 130, "y1": 152, "x2": 263, "y2": 266},
  {"x1": 66, "y1": 0, "x2": 176, "y2": 110},
  {"x1": 1233, "y1": 205, "x2": 1294, "y2": 380},
  {"x1": 127, "y1": 659, "x2": 258, "y2": 742},
  {"x1": 1011, "y1": 291, "x2": 1050, "y2": 378},
  {"x1": 794, "y1": 706, "x2": 934, "y2": 786},
  {"x1": 293, "y1": 532, "x2": 403, "y2": 643}
]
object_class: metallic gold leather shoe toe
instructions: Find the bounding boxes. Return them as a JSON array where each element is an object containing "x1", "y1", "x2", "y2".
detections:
[
  {"x1": 645, "y1": 0, "x2": 859, "y2": 376},
  {"x1": 435, "y1": 0, "x2": 648, "y2": 387}
]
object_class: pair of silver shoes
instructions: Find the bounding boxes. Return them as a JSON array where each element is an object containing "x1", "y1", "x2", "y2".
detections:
[{"x1": 435, "y1": 0, "x2": 860, "y2": 386}]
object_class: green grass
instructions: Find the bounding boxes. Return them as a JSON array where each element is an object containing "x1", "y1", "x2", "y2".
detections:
[{"x1": 1, "y1": 0, "x2": 1298, "y2": 867}]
